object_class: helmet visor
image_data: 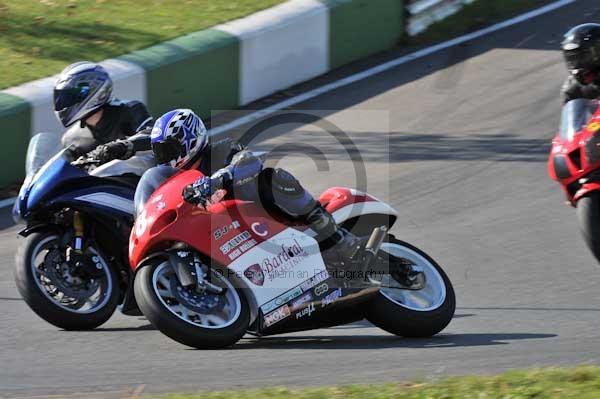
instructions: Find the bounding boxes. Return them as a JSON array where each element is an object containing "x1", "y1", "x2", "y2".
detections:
[
  {"x1": 53, "y1": 85, "x2": 90, "y2": 111},
  {"x1": 564, "y1": 48, "x2": 597, "y2": 72},
  {"x1": 152, "y1": 138, "x2": 182, "y2": 166}
]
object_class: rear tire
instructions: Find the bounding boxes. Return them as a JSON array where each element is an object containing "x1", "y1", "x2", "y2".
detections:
[
  {"x1": 134, "y1": 259, "x2": 250, "y2": 349},
  {"x1": 15, "y1": 230, "x2": 119, "y2": 330},
  {"x1": 366, "y1": 237, "x2": 455, "y2": 337},
  {"x1": 577, "y1": 192, "x2": 600, "y2": 263}
]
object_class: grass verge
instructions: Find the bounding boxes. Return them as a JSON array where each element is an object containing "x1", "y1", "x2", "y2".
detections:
[
  {"x1": 0, "y1": 0, "x2": 285, "y2": 89},
  {"x1": 159, "y1": 366, "x2": 600, "y2": 399}
]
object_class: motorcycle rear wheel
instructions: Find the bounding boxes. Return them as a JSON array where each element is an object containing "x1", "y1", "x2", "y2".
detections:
[
  {"x1": 14, "y1": 229, "x2": 120, "y2": 330},
  {"x1": 134, "y1": 259, "x2": 250, "y2": 349},
  {"x1": 366, "y1": 236, "x2": 455, "y2": 337}
]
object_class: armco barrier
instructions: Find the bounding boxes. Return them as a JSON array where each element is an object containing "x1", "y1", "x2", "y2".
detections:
[
  {"x1": 406, "y1": 0, "x2": 475, "y2": 35},
  {"x1": 0, "y1": 0, "x2": 405, "y2": 187}
]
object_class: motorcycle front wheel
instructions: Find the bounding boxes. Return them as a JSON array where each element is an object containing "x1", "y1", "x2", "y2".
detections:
[
  {"x1": 366, "y1": 236, "x2": 455, "y2": 337},
  {"x1": 14, "y1": 229, "x2": 120, "y2": 330},
  {"x1": 577, "y1": 192, "x2": 600, "y2": 263},
  {"x1": 134, "y1": 259, "x2": 250, "y2": 349}
]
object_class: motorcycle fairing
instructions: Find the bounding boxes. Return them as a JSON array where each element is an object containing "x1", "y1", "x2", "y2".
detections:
[
  {"x1": 53, "y1": 186, "x2": 135, "y2": 217},
  {"x1": 319, "y1": 187, "x2": 398, "y2": 226},
  {"x1": 226, "y1": 227, "x2": 328, "y2": 308},
  {"x1": 548, "y1": 99, "x2": 600, "y2": 203},
  {"x1": 90, "y1": 152, "x2": 155, "y2": 179}
]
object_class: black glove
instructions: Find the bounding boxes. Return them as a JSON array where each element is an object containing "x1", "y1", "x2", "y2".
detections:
[{"x1": 88, "y1": 140, "x2": 134, "y2": 163}]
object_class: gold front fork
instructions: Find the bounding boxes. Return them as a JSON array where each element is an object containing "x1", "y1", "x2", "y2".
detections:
[{"x1": 73, "y1": 211, "x2": 84, "y2": 252}]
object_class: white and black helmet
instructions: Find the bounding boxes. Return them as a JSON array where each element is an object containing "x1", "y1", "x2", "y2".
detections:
[{"x1": 53, "y1": 61, "x2": 113, "y2": 127}]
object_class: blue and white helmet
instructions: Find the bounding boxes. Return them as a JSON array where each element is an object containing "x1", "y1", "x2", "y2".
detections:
[{"x1": 150, "y1": 109, "x2": 208, "y2": 168}]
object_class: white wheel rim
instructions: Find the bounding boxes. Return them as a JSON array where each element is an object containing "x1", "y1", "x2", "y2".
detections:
[
  {"x1": 152, "y1": 262, "x2": 242, "y2": 329},
  {"x1": 378, "y1": 243, "x2": 447, "y2": 312},
  {"x1": 30, "y1": 235, "x2": 113, "y2": 314}
]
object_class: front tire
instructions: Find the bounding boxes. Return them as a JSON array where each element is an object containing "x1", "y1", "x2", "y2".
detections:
[
  {"x1": 366, "y1": 237, "x2": 455, "y2": 337},
  {"x1": 577, "y1": 192, "x2": 600, "y2": 263},
  {"x1": 15, "y1": 230, "x2": 120, "y2": 330},
  {"x1": 134, "y1": 259, "x2": 250, "y2": 349}
]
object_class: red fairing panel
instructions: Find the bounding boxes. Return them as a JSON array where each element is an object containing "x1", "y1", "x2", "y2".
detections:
[
  {"x1": 548, "y1": 103, "x2": 600, "y2": 204},
  {"x1": 319, "y1": 187, "x2": 398, "y2": 224},
  {"x1": 129, "y1": 170, "x2": 288, "y2": 270}
]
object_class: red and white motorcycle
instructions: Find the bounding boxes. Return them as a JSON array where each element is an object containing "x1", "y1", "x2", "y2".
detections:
[{"x1": 129, "y1": 167, "x2": 455, "y2": 348}]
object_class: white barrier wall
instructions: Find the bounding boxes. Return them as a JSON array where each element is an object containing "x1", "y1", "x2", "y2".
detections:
[{"x1": 217, "y1": 0, "x2": 329, "y2": 105}]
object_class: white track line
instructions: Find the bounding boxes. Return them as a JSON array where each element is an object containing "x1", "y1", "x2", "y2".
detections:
[
  {"x1": 0, "y1": 197, "x2": 15, "y2": 209},
  {"x1": 0, "y1": 0, "x2": 575, "y2": 210}
]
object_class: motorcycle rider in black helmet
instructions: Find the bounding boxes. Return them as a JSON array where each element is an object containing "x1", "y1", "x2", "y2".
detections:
[
  {"x1": 562, "y1": 23, "x2": 600, "y2": 103},
  {"x1": 54, "y1": 61, "x2": 153, "y2": 162}
]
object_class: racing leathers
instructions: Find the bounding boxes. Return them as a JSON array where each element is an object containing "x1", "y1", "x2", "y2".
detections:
[
  {"x1": 562, "y1": 72, "x2": 600, "y2": 103},
  {"x1": 61, "y1": 99, "x2": 154, "y2": 161}
]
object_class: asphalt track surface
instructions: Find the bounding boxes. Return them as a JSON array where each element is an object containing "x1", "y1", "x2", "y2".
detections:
[{"x1": 3, "y1": 1, "x2": 600, "y2": 397}]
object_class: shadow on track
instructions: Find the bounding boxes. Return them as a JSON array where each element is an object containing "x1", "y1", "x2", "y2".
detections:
[
  {"x1": 460, "y1": 306, "x2": 600, "y2": 312},
  {"x1": 258, "y1": 132, "x2": 549, "y2": 163},
  {"x1": 234, "y1": 332, "x2": 557, "y2": 350}
]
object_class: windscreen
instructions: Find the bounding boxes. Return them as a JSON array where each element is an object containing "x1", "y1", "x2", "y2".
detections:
[
  {"x1": 25, "y1": 133, "x2": 63, "y2": 177},
  {"x1": 560, "y1": 99, "x2": 599, "y2": 142},
  {"x1": 134, "y1": 165, "x2": 178, "y2": 217}
]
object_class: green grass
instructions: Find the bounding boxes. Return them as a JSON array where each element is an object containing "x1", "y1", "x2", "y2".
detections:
[
  {"x1": 0, "y1": 0, "x2": 285, "y2": 89},
  {"x1": 408, "y1": 0, "x2": 556, "y2": 45},
  {"x1": 159, "y1": 366, "x2": 600, "y2": 399}
]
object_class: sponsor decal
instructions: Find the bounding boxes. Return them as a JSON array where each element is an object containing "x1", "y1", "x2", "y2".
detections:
[
  {"x1": 291, "y1": 292, "x2": 313, "y2": 310},
  {"x1": 261, "y1": 285, "x2": 303, "y2": 314},
  {"x1": 244, "y1": 264, "x2": 265, "y2": 286},
  {"x1": 300, "y1": 270, "x2": 329, "y2": 292},
  {"x1": 589, "y1": 121, "x2": 600, "y2": 132},
  {"x1": 151, "y1": 194, "x2": 163, "y2": 203},
  {"x1": 251, "y1": 222, "x2": 269, "y2": 237},
  {"x1": 213, "y1": 220, "x2": 241, "y2": 240},
  {"x1": 228, "y1": 238, "x2": 257, "y2": 260},
  {"x1": 264, "y1": 305, "x2": 291, "y2": 327},
  {"x1": 220, "y1": 231, "x2": 252, "y2": 255},
  {"x1": 295, "y1": 302, "x2": 316, "y2": 320},
  {"x1": 260, "y1": 239, "x2": 307, "y2": 282},
  {"x1": 314, "y1": 283, "x2": 329, "y2": 297},
  {"x1": 321, "y1": 288, "x2": 342, "y2": 307}
]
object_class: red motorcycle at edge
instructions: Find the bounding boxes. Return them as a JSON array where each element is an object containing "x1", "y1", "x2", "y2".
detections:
[
  {"x1": 549, "y1": 99, "x2": 600, "y2": 262},
  {"x1": 128, "y1": 166, "x2": 455, "y2": 348}
]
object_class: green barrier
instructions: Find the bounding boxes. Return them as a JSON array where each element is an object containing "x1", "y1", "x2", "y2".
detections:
[
  {"x1": 323, "y1": 0, "x2": 404, "y2": 70},
  {"x1": 0, "y1": 93, "x2": 31, "y2": 187},
  {"x1": 121, "y1": 28, "x2": 240, "y2": 119}
]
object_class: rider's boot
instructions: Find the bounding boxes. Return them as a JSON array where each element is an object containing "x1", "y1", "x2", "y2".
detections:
[{"x1": 305, "y1": 205, "x2": 365, "y2": 270}]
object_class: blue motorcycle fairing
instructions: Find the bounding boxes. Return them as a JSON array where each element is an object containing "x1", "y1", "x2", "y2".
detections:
[
  {"x1": 14, "y1": 152, "x2": 86, "y2": 220},
  {"x1": 14, "y1": 151, "x2": 136, "y2": 222},
  {"x1": 49, "y1": 185, "x2": 135, "y2": 219}
]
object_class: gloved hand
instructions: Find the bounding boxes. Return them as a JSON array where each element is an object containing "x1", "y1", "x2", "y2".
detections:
[
  {"x1": 88, "y1": 140, "x2": 134, "y2": 163},
  {"x1": 182, "y1": 176, "x2": 214, "y2": 207}
]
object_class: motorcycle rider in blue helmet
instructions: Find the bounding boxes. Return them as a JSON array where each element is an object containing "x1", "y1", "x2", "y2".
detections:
[
  {"x1": 146, "y1": 109, "x2": 365, "y2": 270},
  {"x1": 54, "y1": 61, "x2": 154, "y2": 161}
]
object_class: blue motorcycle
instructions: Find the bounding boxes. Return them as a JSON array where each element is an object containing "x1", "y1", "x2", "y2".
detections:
[{"x1": 13, "y1": 133, "x2": 154, "y2": 329}]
